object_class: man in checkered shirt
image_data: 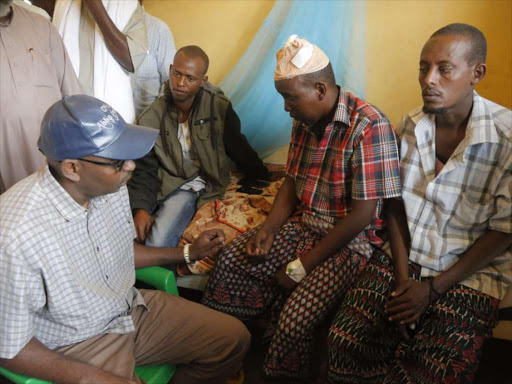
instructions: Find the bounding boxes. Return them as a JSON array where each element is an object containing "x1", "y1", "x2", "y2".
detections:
[
  {"x1": 329, "y1": 23, "x2": 512, "y2": 383},
  {"x1": 201, "y1": 35, "x2": 402, "y2": 380},
  {"x1": 0, "y1": 95, "x2": 250, "y2": 384}
]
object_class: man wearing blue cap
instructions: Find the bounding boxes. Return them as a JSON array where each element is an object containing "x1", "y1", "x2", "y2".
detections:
[{"x1": 0, "y1": 95, "x2": 250, "y2": 384}]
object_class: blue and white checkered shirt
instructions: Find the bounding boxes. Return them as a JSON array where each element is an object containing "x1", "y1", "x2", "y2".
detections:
[
  {"x1": 0, "y1": 166, "x2": 144, "y2": 359},
  {"x1": 396, "y1": 92, "x2": 512, "y2": 300},
  {"x1": 132, "y1": 12, "x2": 175, "y2": 118}
]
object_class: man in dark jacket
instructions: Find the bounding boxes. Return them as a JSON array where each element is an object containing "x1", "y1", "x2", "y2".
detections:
[{"x1": 128, "y1": 45, "x2": 268, "y2": 254}]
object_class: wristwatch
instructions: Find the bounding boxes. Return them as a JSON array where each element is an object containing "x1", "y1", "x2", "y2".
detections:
[{"x1": 183, "y1": 244, "x2": 192, "y2": 264}]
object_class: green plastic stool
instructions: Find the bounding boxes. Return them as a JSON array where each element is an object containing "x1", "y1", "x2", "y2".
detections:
[{"x1": 0, "y1": 266, "x2": 178, "y2": 384}]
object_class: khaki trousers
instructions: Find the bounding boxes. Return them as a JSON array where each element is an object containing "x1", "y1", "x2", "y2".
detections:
[{"x1": 56, "y1": 289, "x2": 250, "y2": 384}]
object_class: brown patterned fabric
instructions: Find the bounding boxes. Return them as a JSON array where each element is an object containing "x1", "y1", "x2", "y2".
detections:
[
  {"x1": 201, "y1": 216, "x2": 370, "y2": 379},
  {"x1": 178, "y1": 165, "x2": 285, "y2": 276}
]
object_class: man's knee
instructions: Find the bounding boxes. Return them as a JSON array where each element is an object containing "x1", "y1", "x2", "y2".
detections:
[
  {"x1": 221, "y1": 316, "x2": 251, "y2": 358},
  {"x1": 192, "y1": 314, "x2": 250, "y2": 380},
  {"x1": 328, "y1": 305, "x2": 371, "y2": 352},
  {"x1": 236, "y1": 320, "x2": 251, "y2": 356},
  {"x1": 159, "y1": 192, "x2": 196, "y2": 219},
  {"x1": 172, "y1": 314, "x2": 250, "y2": 384},
  {"x1": 275, "y1": 300, "x2": 312, "y2": 338}
]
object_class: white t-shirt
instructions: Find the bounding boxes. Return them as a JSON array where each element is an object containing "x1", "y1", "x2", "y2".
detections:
[{"x1": 178, "y1": 121, "x2": 206, "y2": 192}]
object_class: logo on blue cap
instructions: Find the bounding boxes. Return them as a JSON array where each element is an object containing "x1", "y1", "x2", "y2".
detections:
[{"x1": 38, "y1": 95, "x2": 158, "y2": 161}]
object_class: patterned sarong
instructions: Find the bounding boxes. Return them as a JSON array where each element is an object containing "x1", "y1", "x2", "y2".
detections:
[
  {"x1": 201, "y1": 216, "x2": 371, "y2": 379},
  {"x1": 328, "y1": 250, "x2": 500, "y2": 384}
]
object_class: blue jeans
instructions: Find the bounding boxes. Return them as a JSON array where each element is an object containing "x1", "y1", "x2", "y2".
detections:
[{"x1": 146, "y1": 188, "x2": 199, "y2": 249}]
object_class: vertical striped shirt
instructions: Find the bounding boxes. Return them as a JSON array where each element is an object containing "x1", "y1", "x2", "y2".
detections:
[
  {"x1": 0, "y1": 166, "x2": 144, "y2": 359},
  {"x1": 396, "y1": 92, "x2": 512, "y2": 300},
  {"x1": 133, "y1": 12, "x2": 176, "y2": 117}
]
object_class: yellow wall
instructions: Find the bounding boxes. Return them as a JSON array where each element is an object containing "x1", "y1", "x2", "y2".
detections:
[
  {"x1": 366, "y1": 0, "x2": 512, "y2": 124},
  {"x1": 144, "y1": 0, "x2": 275, "y2": 84},
  {"x1": 145, "y1": 0, "x2": 512, "y2": 124}
]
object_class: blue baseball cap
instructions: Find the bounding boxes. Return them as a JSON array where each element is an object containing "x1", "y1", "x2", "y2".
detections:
[{"x1": 38, "y1": 95, "x2": 158, "y2": 161}]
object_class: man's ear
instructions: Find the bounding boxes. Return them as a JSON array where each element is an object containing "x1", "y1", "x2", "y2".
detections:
[
  {"x1": 60, "y1": 159, "x2": 81, "y2": 182},
  {"x1": 471, "y1": 63, "x2": 486, "y2": 86},
  {"x1": 201, "y1": 75, "x2": 208, "y2": 87},
  {"x1": 315, "y1": 82, "x2": 327, "y2": 101}
]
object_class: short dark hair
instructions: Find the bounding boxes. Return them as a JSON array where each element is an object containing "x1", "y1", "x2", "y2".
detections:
[
  {"x1": 431, "y1": 23, "x2": 487, "y2": 65},
  {"x1": 175, "y1": 45, "x2": 209, "y2": 75},
  {"x1": 299, "y1": 62, "x2": 336, "y2": 87}
]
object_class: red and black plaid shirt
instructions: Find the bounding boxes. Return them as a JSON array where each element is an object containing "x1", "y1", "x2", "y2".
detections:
[{"x1": 286, "y1": 89, "x2": 401, "y2": 247}]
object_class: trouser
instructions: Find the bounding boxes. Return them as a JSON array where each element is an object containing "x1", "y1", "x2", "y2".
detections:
[
  {"x1": 146, "y1": 188, "x2": 199, "y2": 248},
  {"x1": 201, "y1": 217, "x2": 370, "y2": 379},
  {"x1": 328, "y1": 251, "x2": 500, "y2": 384},
  {"x1": 56, "y1": 289, "x2": 251, "y2": 384}
]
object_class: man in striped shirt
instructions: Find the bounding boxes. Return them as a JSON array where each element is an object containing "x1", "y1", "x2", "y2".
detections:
[{"x1": 329, "y1": 23, "x2": 512, "y2": 383}]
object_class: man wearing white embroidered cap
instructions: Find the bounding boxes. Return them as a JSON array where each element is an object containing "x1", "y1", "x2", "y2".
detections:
[{"x1": 202, "y1": 35, "x2": 402, "y2": 381}]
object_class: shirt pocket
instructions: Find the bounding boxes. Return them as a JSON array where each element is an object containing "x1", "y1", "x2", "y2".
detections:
[
  {"x1": 448, "y1": 188, "x2": 494, "y2": 232},
  {"x1": 194, "y1": 117, "x2": 220, "y2": 141},
  {"x1": 27, "y1": 48, "x2": 59, "y2": 88},
  {"x1": 195, "y1": 123, "x2": 211, "y2": 140}
]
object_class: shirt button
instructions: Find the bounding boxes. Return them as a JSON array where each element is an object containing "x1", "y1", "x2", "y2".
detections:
[{"x1": 97, "y1": 247, "x2": 100, "y2": 251}]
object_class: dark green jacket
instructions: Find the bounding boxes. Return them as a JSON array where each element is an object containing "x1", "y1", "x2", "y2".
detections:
[{"x1": 128, "y1": 82, "x2": 266, "y2": 212}]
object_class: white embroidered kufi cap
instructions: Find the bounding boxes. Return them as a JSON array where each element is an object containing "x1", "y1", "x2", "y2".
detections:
[{"x1": 274, "y1": 35, "x2": 330, "y2": 81}]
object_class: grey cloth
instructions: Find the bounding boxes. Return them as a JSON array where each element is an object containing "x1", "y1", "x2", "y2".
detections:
[{"x1": 132, "y1": 12, "x2": 175, "y2": 118}]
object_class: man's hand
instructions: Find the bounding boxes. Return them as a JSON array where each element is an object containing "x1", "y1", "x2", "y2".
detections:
[
  {"x1": 246, "y1": 227, "x2": 275, "y2": 260},
  {"x1": 81, "y1": 0, "x2": 135, "y2": 72},
  {"x1": 274, "y1": 264, "x2": 298, "y2": 291},
  {"x1": 190, "y1": 229, "x2": 226, "y2": 261},
  {"x1": 0, "y1": 338, "x2": 138, "y2": 384},
  {"x1": 133, "y1": 209, "x2": 153, "y2": 243},
  {"x1": 80, "y1": 369, "x2": 138, "y2": 384},
  {"x1": 385, "y1": 279, "x2": 430, "y2": 325}
]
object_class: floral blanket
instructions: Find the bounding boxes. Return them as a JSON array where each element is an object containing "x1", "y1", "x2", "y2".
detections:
[{"x1": 177, "y1": 164, "x2": 285, "y2": 276}]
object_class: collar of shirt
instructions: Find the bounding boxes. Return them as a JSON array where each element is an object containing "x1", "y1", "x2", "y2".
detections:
[
  {"x1": 332, "y1": 88, "x2": 353, "y2": 127},
  {"x1": 39, "y1": 165, "x2": 109, "y2": 221},
  {"x1": 409, "y1": 91, "x2": 504, "y2": 174},
  {"x1": 411, "y1": 91, "x2": 501, "y2": 148},
  {"x1": 302, "y1": 88, "x2": 352, "y2": 136},
  {"x1": 463, "y1": 92, "x2": 502, "y2": 147}
]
